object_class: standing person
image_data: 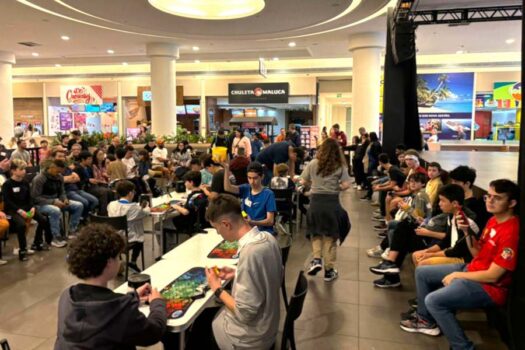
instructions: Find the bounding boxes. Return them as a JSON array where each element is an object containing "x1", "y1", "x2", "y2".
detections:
[
  {"x1": 231, "y1": 129, "x2": 252, "y2": 159},
  {"x1": 353, "y1": 133, "x2": 369, "y2": 190},
  {"x1": 14, "y1": 122, "x2": 24, "y2": 139},
  {"x1": 223, "y1": 161, "x2": 277, "y2": 235},
  {"x1": 11, "y1": 139, "x2": 32, "y2": 166},
  {"x1": 226, "y1": 127, "x2": 238, "y2": 158},
  {"x1": 332, "y1": 123, "x2": 348, "y2": 147},
  {"x1": 286, "y1": 123, "x2": 301, "y2": 147},
  {"x1": 256, "y1": 141, "x2": 304, "y2": 186},
  {"x1": 2, "y1": 160, "x2": 52, "y2": 260},
  {"x1": 361, "y1": 131, "x2": 382, "y2": 200},
  {"x1": 55, "y1": 224, "x2": 166, "y2": 349},
  {"x1": 229, "y1": 147, "x2": 250, "y2": 185},
  {"x1": 250, "y1": 133, "x2": 263, "y2": 161},
  {"x1": 67, "y1": 130, "x2": 88, "y2": 151},
  {"x1": 301, "y1": 138, "x2": 351, "y2": 282},
  {"x1": 275, "y1": 128, "x2": 286, "y2": 142},
  {"x1": 210, "y1": 128, "x2": 228, "y2": 148},
  {"x1": 202, "y1": 194, "x2": 282, "y2": 349}
]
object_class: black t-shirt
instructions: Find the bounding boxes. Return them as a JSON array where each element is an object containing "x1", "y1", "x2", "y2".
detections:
[
  {"x1": 211, "y1": 170, "x2": 225, "y2": 194},
  {"x1": 256, "y1": 142, "x2": 290, "y2": 168},
  {"x1": 388, "y1": 166, "x2": 406, "y2": 188},
  {"x1": 2, "y1": 178, "x2": 32, "y2": 212},
  {"x1": 144, "y1": 144, "x2": 156, "y2": 153},
  {"x1": 464, "y1": 196, "x2": 490, "y2": 230}
]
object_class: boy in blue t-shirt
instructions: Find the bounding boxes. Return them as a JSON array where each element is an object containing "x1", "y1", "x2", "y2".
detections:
[{"x1": 223, "y1": 161, "x2": 277, "y2": 234}]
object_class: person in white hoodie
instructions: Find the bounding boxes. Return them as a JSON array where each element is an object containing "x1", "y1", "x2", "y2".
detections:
[{"x1": 107, "y1": 180, "x2": 150, "y2": 273}]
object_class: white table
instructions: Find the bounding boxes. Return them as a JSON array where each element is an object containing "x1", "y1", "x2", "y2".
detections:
[{"x1": 162, "y1": 228, "x2": 239, "y2": 268}]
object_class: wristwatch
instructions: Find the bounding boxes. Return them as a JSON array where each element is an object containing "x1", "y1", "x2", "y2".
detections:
[{"x1": 214, "y1": 287, "x2": 224, "y2": 299}]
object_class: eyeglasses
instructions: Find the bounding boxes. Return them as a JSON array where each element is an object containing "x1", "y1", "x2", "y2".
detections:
[{"x1": 483, "y1": 194, "x2": 506, "y2": 202}]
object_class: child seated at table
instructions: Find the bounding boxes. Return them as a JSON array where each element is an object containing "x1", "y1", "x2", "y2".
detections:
[
  {"x1": 55, "y1": 224, "x2": 166, "y2": 349},
  {"x1": 107, "y1": 180, "x2": 150, "y2": 273},
  {"x1": 270, "y1": 163, "x2": 295, "y2": 190}
]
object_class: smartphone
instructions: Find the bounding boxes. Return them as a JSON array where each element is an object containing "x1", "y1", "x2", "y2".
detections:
[{"x1": 456, "y1": 209, "x2": 468, "y2": 228}]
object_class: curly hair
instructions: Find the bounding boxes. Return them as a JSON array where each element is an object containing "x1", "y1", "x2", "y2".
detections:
[
  {"x1": 316, "y1": 138, "x2": 346, "y2": 177},
  {"x1": 67, "y1": 224, "x2": 125, "y2": 279}
]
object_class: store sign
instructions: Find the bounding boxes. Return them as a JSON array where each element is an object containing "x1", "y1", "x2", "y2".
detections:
[
  {"x1": 60, "y1": 85, "x2": 103, "y2": 105},
  {"x1": 228, "y1": 83, "x2": 289, "y2": 104}
]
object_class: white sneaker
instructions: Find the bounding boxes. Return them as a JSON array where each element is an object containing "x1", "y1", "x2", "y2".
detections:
[
  {"x1": 381, "y1": 248, "x2": 390, "y2": 260},
  {"x1": 367, "y1": 245, "x2": 384, "y2": 258},
  {"x1": 51, "y1": 239, "x2": 67, "y2": 248},
  {"x1": 357, "y1": 185, "x2": 363, "y2": 191},
  {"x1": 13, "y1": 248, "x2": 35, "y2": 255}
]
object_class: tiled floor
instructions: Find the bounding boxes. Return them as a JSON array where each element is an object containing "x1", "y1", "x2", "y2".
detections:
[{"x1": 0, "y1": 189, "x2": 507, "y2": 349}]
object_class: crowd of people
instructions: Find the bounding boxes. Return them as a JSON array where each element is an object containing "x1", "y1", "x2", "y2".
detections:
[{"x1": 1, "y1": 121, "x2": 519, "y2": 350}]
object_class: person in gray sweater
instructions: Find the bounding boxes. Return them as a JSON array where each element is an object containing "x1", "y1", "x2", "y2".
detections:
[
  {"x1": 55, "y1": 224, "x2": 166, "y2": 350},
  {"x1": 205, "y1": 194, "x2": 282, "y2": 349}
]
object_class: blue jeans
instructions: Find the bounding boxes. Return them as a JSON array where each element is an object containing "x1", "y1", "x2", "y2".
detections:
[
  {"x1": 415, "y1": 264, "x2": 495, "y2": 350},
  {"x1": 37, "y1": 201, "x2": 84, "y2": 238},
  {"x1": 67, "y1": 190, "x2": 99, "y2": 218}
]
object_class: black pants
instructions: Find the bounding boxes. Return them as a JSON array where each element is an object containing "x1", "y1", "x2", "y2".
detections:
[
  {"x1": 352, "y1": 158, "x2": 366, "y2": 186},
  {"x1": 379, "y1": 190, "x2": 387, "y2": 217},
  {"x1": 87, "y1": 185, "x2": 114, "y2": 216},
  {"x1": 162, "y1": 307, "x2": 221, "y2": 350},
  {"x1": 8, "y1": 211, "x2": 52, "y2": 250},
  {"x1": 389, "y1": 220, "x2": 427, "y2": 267},
  {"x1": 130, "y1": 242, "x2": 143, "y2": 263}
]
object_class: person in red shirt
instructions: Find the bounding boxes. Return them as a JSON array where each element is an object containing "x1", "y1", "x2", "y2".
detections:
[
  {"x1": 331, "y1": 124, "x2": 347, "y2": 147},
  {"x1": 400, "y1": 179, "x2": 520, "y2": 350}
]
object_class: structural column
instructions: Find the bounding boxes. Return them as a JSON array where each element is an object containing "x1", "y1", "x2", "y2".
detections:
[
  {"x1": 0, "y1": 51, "x2": 16, "y2": 142},
  {"x1": 199, "y1": 79, "x2": 207, "y2": 138},
  {"x1": 146, "y1": 43, "x2": 179, "y2": 136},
  {"x1": 348, "y1": 32, "x2": 384, "y2": 136}
]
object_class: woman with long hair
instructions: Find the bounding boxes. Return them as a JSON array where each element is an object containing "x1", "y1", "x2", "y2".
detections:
[
  {"x1": 92, "y1": 148, "x2": 109, "y2": 184},
  {"x1": 231, "y1": 129, "x2": 252, "y2": 159},
  {"x1": 300, "y1": 138, "x2": 351, "y2": 282}
]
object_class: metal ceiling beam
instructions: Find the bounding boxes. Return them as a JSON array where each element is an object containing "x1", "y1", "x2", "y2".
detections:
[{"x1": 410, "y1": 5, "x2": 523, "y2": 26}]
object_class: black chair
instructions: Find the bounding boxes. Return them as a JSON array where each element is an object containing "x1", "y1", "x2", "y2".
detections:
[
  {"x1": 280, "y1": 243, "x2": 291, "y2": 310},
  {"x1": 162, "y1": 197, "x2": 209, "y2": 251},
  {"x1": 272, "y1": 188, "x2": 294, "y2": 234},
  {"x1": 281, "y1": 271, "x2": 308, "y2": 350},
  {"x1": 89, "y1": 214, "x2": 145, "y2": 281},
  {"x1": 0, "y1": 338, "x2": 11, "y2": 350}
]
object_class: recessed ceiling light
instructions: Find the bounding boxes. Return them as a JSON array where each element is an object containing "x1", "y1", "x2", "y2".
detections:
[
  {"x1": 272, "y1": 57, "x2": 279, "y2": 61},
  {"x1": 122, "y1": 62, "x2": 128, "y2": 66},
  {"x1": 31, "y1": 52, "x2": 39, "y2": 57},
  {"x1": 55, "y1": 64, "x2": 61, "y2": 67},
  {"x1": 505, "y1": 38, "x2": 515, "y2": 44},
  {"x1": 148, "y1": 0, "x2": 265, "y2": 20},
  {"x1": 288, "y1": 42, "x2": 296, "y2": 47},
  {"x1": 107, "y1": 49, "x2": 115, "y2": 54},
  {"x1": 192, "y1": 46, "x2": 200, "y2": 51},
  {"x1": 61, "y1": 35, "x2": 70, "y2": 41},
  {"x1": 194, "y1": 60, "x2": 200, "y2": 63}
]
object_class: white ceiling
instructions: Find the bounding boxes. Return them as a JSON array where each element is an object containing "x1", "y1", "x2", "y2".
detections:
[{"x1": 0, "y1": 0, "x2": 521, "y2": 67}]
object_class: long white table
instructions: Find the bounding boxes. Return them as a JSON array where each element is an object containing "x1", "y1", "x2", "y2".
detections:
[{"x1": 115, "y1": 228, "x2": 238, "y2": 349}]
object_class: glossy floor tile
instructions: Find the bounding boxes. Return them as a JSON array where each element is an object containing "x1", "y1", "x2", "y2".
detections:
[{"x1": 0, "y1": 189, "x2": 508, "y2": 349}]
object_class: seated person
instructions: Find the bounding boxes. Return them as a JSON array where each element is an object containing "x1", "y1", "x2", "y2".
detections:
[
  {"x1": 199, "y1": 156, "x2": 215, "y2": 186},
  {"x1": 108, "y1": 180, "x2": 150, "y2": 273},
  {"x1": 55, "y1": 224, "x2": 166, "y2": 349},
  {"x1": 10, "y1": 139, "x2": 32, "y2": 166},
  {"x1": 81, "y1": 151, "x2": 114, "y2": 216},
  {"x1": 2, "y1": 160, "x2": 52, "y2": 261},
  {"x1": 223, "y1": 161, "x2": 277, "y2": 235},
  {"x1": 165, "y1": 171, "x2": 207, "y2": 249},
  {"x1": 39, "y1": 139, "x2": 51, "y2": 164},
  {"x1": 229, "y1": 147, "x2": 250, "y2": 185},
  {"x1": 122, "y1": 146, "x2": 139, "y2": 180},
  {"x1": 65, "y1": 152, "x2": 99, "y2": 221},
  {"x1": 68, "y1": 143, "x2": 82, "y2": 163},
  {"x1": 164, "y1": 194, "x2": 281, "y2": 349},
  {"x1": 107, "y1": 147, "x2": 128, "y2": 182},
  {"x1": 270, "y1": 163, "x2": 295, "y2": 190},
  {"x1": 369, "y1": 173, "x2": 434, "y2": 288},
  {"x1": 189, "y1": 158, "x2": 202, "y2": 172},
  {"x1": 31, "y1": 159, "x2": 84, "y2": 247},
  {"x1": 400, "y1": 179, "x2": 519, "y2": 350},
  {"x1": 426, "y1": 162, "x2": 443, "y2": 208}
]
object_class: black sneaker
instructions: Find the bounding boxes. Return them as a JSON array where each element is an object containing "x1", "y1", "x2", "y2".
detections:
[
  {"x1": 324, "y1": 269, "x2": 339, "y2": 282},
  {"x1": 408, "y1": 297, "x2": 418, "y2": 308},
  {"x1": 31, "y1": 243, "x2": 50, "y2": 251},
  {"x1": 19, "y1": 250, "x2": 28, "y2": 261},
  {"x1": 376, "y1": 231, "x2": 387, "y2": 239},
  {"x1": 373, "y1": 275, "x2": 401, "y2": 288},
  {"x1": 307, "y1": 258, "x2": 323, "y2": 276},
  {"x1": 400, "y1": 307, "x2": 417, "y2": 321},
  {"x1": 370, "y1": 260, "x2": 400, "y2": 274},
  {"x1": 400, "y1": 316, "x2": 440, "y2": 336}
]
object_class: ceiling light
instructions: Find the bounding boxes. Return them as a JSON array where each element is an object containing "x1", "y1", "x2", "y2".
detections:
[
  {"x1": 107, "y1": 49, "x2": 115, "y2": 54},
  {"x1": 31, "y1": 52, "x2": 39, "y2": 57},
  {"x1": 148, "y1": 0, "x2": 265, "y2": 20},
  {"x1": 192, "y1": 46, "x2": 200, "y2": 51},
  {"x1": 272, "y1": 57, "x2": 279, "y2": 61},
  {"x1": 505, "y1": 38, "x2": 515, "y2": 44},
  {"x1": 55, "y1": 64, "x2": 61, "y2": 67},
  {"x1": 288, "y1": 42, "x2": 296, "y2": 47},
  {"x1": 122, "y1": 62, "x2": 128, "y2": 66},
  {"x1": 194, "y1": 60, "x2": 200, "y2": 63},
  {"x1": 61, "y1": 35, "x2": 70, "y2": 41}
]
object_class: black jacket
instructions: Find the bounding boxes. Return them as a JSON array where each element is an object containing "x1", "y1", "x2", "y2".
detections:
[{"x1": 55, "y1": 284, "x2": 167, "y2": 350}]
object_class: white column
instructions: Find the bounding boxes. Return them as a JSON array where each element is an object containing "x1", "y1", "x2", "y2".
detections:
[
  {"x1": 146, "y1": 43, "x2": 179, "y2": 136},
  {"x1": 199, "y1": 79, "x2": 207, "y2": 138},
  {"x1": 348, "y1": 32, "x2": 384, "y2": 136},
  {"x1": 0, "y1": 51, "x2": 15, "y2": 142}
]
